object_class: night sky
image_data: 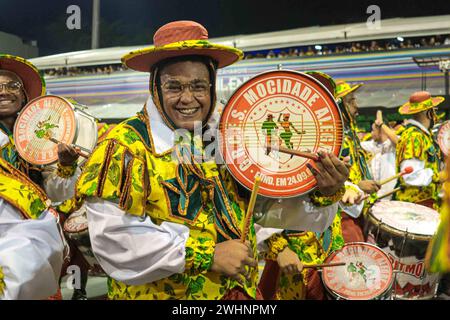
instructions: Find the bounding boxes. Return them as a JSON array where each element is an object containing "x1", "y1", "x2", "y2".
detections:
[{"x1": 1, "y1": 0, "x2": 450, "y2": 56}]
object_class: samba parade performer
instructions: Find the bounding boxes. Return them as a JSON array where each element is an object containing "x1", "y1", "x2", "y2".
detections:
[
  {"x1": 0, "y1": 157, "x2": 64, "y2": 300},
  {"x1": 333, "y1": 80, "x2": 380, "y2": 242},
  {"x1": 258, "y1": 72, "x2": 364, "y2": 300},
  {"x1": 71, "y1": 20, "x2": 348, "y2": 300},
  {"x1": 394, "y1": 91, "x2": 445, "y2": 209},
  {"x1": 0, "y1": 55, "x2": 89, "y2": 197},
  {"x1": 0, "y1": 54, "x2": 96, "y2": 300},
  {"x1": 361, "y1": 111, "x2": 398, "y2": 198}
]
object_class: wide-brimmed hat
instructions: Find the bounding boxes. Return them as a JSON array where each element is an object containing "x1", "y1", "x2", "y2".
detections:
[
  {"x1": 0, "y1": 54, "x2": 45, "y2": 100},
  {"x1": 122, "y1": 20, "x2": 243, "y2": 72},
  {"x1": 335, "y1": 80, "x2": 362, "y2": 99},
  {"x1": 398, "y1": 91, "x2": 445, "y2": 115},
  {"x1": 305, "y1": 71, "x2": 336, "y2": 97}
]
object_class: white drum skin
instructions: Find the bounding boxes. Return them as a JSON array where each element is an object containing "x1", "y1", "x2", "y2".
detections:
[
  {"x1": 365, "y1": 200, "x2": 441, "y2": 299},
  {"x1": 322, "y1": 242, "x2": 394, "y2": 300}
]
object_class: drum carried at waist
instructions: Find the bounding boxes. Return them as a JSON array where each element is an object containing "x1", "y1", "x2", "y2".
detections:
[
  {"x1": 321, "y1": 242, "x2": 394, "y2": 300},
  {"x1": 365, "y1": 200, "x2": 441, "y2": 299},
  {"x1": 63, "y1": 206, "x2": 104, "y2": 275},
  {"x1": 13, "y1": 95, "x2": 97, "y2": 167}
]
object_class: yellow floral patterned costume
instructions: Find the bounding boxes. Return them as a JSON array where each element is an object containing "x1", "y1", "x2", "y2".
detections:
[
  {"x1": 394, "y1": 123, "x2": 442, "y2": 207},
  {"x1": 75, "y1": 112, "x2": 258, "y2": 300},
  {"x1": 0, "y1": 157, "x2": 50, "y2": 297},
  {"x1": 265, "y1": 212, "x2": 344, "y2": 300}
]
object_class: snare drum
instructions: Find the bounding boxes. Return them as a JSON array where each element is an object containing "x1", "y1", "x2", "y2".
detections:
[
  {"x1": 365, "y1": 200, "x2": 441, "y2": 299},
  {"x1": 63, "y1": 206, "x2": 104, "y2": 274},
  {"x1": 322, "y1": 242, "x2": 394, "y2": 300},
  {"x1": 13, "y1": 95, "x2": 97, "y2": 166}
]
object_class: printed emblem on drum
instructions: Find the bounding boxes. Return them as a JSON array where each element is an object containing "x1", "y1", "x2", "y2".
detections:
[
  {"x1": 437, "y1": 120, "x2": 450, "y2": 156},
  {"x1": 219, "y1": 71, "x2": 342, "y2": 197},
  {"x1": 14, "y1": 95, "x2": 76, "y2": 165},
  {"x1": 322, "y1": 243, "x2": 393, "y2": 300}
]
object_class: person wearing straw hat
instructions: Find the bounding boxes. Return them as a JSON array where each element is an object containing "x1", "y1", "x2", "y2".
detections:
[
  {"x1": 0, "y1": 157, "x2": 64, "y2": 300},
  {"x1": 258, "y1": 72, "x2": 365, "y2": 300},
  {"x1": 72, "y1": 20, "x2": 349, "y2": 300},
  {"x1": 333, "y1": 80, "x2": 380, "y2": 243},
  {"x1": 393, "y1": 91, "x2": 445, "y2": 209},
  {"x1": 0, "y1": 54, "x2": 96, "y2": 300},
  {"x1": 0, "y1": 54, "x2": 87, "y2": 188}
]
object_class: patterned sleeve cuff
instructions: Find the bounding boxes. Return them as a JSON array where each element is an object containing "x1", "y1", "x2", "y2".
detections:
[
  {"x1": 309, "y1": 185, "x2": 346, "y2": 207},
  {"x1": 264, "y1": 233, "x2": 289, "y2": 261},
  {"x1": 0, "y1": 266, "x2": 5, "y2": 297},
  {"x1": 185, "y1": 237, "x2": 215, "y2": 274},
  {"x1": 56, "y1": 162, "x2": 78, "y2": 178}
]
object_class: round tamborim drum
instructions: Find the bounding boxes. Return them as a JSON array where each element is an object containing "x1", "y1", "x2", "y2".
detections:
[
  {"x1": 436, "y1": 120, "x2": 450, "y2": 156},
  {"x1": 13, "y1": 95, "x2": 97, "y2": 166},
  {"x1": 219, "y1": 70, "x2": 343, "y2": 197},
  {"x1": 365, "y1": 201, "x2": 441, "y2": 299},
  {"x1": 63, "y1": 206, "x2": 104, "y2": 275},
  {"x1": 322, "y1": 242, "x2": 394, "y2": 300}
]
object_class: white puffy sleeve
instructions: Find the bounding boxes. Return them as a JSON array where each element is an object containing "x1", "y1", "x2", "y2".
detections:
[
  {"x1": 42, "y1": 167, "x2": 82, "y2": 202},
  {"x1": 254, "y1": 195, "x2": 338, "y2": 233},
  {"x1": 401, "y1": 159, "x2": 433, "y2": 187},
  {"x1": 85, "y1": 197, "x2": 190, "y2": 286},
  {"x1": 0, "y1": 200, "x2": 64, "y2": 300}
]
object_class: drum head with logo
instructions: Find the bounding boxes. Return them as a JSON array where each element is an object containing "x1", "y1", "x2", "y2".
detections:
[
  {"x1": 219, "y1": 70, "x2": 343, "y2": 198},
  {"x1": 14, "y1": 95, "x2": 77, "y2": 165},
  {"x1": 437, "y1": 120, "x2": 450, "y2": 156},
  {"x1": 370, "y1": 201, "x2": 440, "y2": 237},
  {"x1": 322, "y1": 242, "x2": 393, "y2": 300}
]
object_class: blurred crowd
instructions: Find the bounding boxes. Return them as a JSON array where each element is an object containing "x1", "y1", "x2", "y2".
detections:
[
  {"x1": 244, "y1": 35, "x2": 450, "y2": 59},
  {"x1": 42, "y1": 34, "x2": 450, "y2": 77}
]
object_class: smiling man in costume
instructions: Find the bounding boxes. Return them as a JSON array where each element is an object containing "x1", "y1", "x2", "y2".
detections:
[{"x1": 72, "y1": 20, "x2": 349, "y2": 300}]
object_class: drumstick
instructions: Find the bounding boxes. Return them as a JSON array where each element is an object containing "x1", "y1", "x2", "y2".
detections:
[
  {"x1": 45, "y1": 136, "x2": 90, "y2": 159},
  {"x1": 359, "y1": 187, "x2": 402, "y2": 202},
  {"x1": 304, "y1": 262, "x2": 346, "y2": 269},
  {"x1": 266, "y1": 145, "x2": 320, "y2": 161},
  {"x1": 241, "y1": 176, "x2": 261, "y2": 242},
  {"x1": 377, "y1": 166, "x2": 413, "y2": 186}
]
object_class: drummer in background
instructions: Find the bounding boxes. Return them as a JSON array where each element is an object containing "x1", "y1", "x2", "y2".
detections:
[
  {"x1": 0, "y1": 157, "x2": 64, "y2": 300},
  {"x1": 258, "y1": 71, "x2": 361, "y2": 300},
  {"x1": 0, "y1": 54, "x2": 95, "y2": 300},
  {"x1": 361, "y1": 110, "x2": 399, "y2": 199},
  {"x1": 333, "y1": 80, "x2": 380, "y2": 242},
  {"x1": 394, "y1": 91, "x2": 446, "y2": 209},
  {"x1": 71, "y1": 20, "x2": 349, "y2": 300}
]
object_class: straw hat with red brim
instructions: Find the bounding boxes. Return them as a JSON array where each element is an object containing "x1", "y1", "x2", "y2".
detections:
[
  {"x1": 0, "y1": 54, "x2": 45, "y2": 100},
  {"x1": 398, "y1": 91, "x2": 445, "y2": 115},
  {"x1": 122, "y1": 20, "x2": 244, "y2": 72}
]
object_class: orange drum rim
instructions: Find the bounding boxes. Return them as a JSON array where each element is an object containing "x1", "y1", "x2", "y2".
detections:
[
  {"x1": 437, "y1": 120, "x2": 450, "y2": 156},
  {"x1": 322, "y1": 242, "x2": 394, "y2": 300},
  {"x1": 13, "y1": 95, "x2": 77, "y2": 166},
  {"x1": 219, "y1": 69, "x2": 343, "y2": 198}
]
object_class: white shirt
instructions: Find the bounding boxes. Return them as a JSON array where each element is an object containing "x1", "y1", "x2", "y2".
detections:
[
  {"x1": 361, "y1": 138, "x2": 397, "y2": 198},
  {"x1": 0, "y1": 199, "x2": 64, "y2": 300}
]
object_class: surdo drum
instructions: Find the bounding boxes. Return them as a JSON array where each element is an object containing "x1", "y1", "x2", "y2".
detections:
[
  {"x1": 219, "y1": 70, "x2": 343, "y2": 197},
  {"x1": 13, "y1": 95, "x2": 97, "y2": 166},
  {"x1": 365, "y1": 201, "x2": 441, "y2": 299},
  {"x1": 63, "y1": 206, "x2": 104, "y2": 274},
  {"x1": 322, "y1": 242, "x2": 394, "y2": 300}
]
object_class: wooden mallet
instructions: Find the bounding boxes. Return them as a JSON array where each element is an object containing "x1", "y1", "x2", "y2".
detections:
[
  {"x1": 241, "y1": 175, "x2": 262, "y2": 242},
  {"x1": 266, "y1": 144, "x2": 320, "y2": 161}
]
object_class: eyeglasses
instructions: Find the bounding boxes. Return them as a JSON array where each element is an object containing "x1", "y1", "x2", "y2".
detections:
[
  {"x1": 0, "y1": 81, "x2": 22, "y2": 93},
  {"x1": 161, "y1": 79, "x2": 211, "y2": 97}
]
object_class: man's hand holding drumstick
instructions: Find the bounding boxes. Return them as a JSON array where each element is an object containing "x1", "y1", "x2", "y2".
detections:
[{"x1": 57, "y1": 143, "x2": 81, "y2": 166}]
